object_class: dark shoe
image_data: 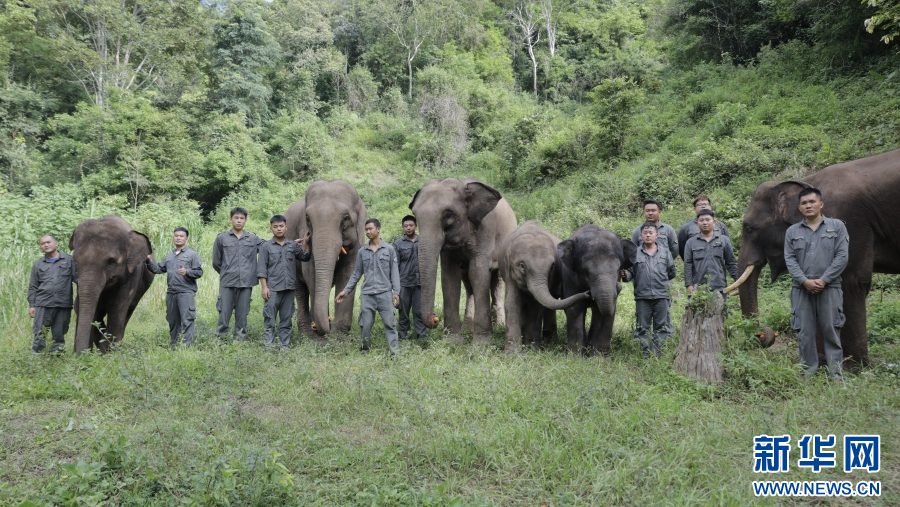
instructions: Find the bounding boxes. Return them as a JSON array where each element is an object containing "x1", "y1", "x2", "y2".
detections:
[
  {"x1": 360, "y1": 340, "x2": 370, "y2": 352},
  {"x1": 48, "y1": 345, "x2": 64, "y2": 354}
]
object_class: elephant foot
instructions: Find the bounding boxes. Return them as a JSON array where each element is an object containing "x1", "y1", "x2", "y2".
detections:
[
  {"x1": 309, "y1": 336, "x2": 328, "y2": 346},
  {"x1": 503, "y1": 343, "x2": 521, "y2": 354},
  {"x1": 471, "y1": 334, "x2": 492, "y2": 346},
  {"x1": 444, "y1": 334, "x2": 466, "y2": 345}
]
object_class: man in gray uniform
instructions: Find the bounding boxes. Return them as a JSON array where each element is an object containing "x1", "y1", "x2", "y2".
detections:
[
  {"x1": 392, "y1": 215, "x2": 427, "y2": 340},
  {"x1": 684, "y1": 209, "x2": 738, "y2": 296},
  {"x1": 28, "y1": 235, "x2": 77, "y2": 353},
  {"x1": 622, "y1": 222, "x2": 677, "y2": 357},
  {"x1": 146, "y1": 227, "x2": 204, "y2": 348},
  {"x1": 257, "y1": 215, "x2": 311, "y2": 349},
  {"x1": 677, "y1": 195, "x2": 730, "y2": 259},
  {"x1": 631, "y1": 199, "x2": 678, "y2": 260},
  {"x1": 213, "y1": 207, "x2": 263, "y2": 341},
  {"x1": 784, "y1": 187, "x2": 848, "y2": 380},
  {"x1": 336, "y1": 218, "x2": 401, "y2": 355}
]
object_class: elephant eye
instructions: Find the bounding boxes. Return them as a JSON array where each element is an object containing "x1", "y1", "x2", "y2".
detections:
[
  {"x1": 341, "y1": 215, "x2": 351, "y2": 229},
  {"x1": 106, "y1": 258, "x2": 117, "y2": 266},
  {"x1": 518, "y1": 261, "x2": 526, "y2": 269}
]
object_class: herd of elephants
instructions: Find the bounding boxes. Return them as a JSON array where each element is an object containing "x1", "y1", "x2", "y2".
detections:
[{"x1": 64, "y1": 148, "x2": 899, "y2": 368}]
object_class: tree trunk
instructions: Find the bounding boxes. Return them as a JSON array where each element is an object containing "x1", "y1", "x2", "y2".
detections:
[{"x1": 675, "y1": 292, "x2": 725, "y2": 385}]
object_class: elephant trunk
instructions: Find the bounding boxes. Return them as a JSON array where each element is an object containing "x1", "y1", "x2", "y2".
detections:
[
  {"x1": 738, "y1": 258, "x2": 763, "y2": 319},
  {"x1": 527, "y1": 275, "x2": 591, "y2": 310},
  {"x1": 589, "y1": 275, "x2": 618, "y2": 317},
  {"x1": 74, "y1": 277, "x2": 103, "y2": 353},
  {"x1": 312, "y1": 241, "x2": 340, "y2": 335},
  {"x1": 417, "y1": 234, "x2": 443, "y2": 328}
]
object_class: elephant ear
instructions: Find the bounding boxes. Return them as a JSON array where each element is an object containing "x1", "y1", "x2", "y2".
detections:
[
  {"x1": 127, "y1": 231, "x2": 152, "y2": 274},
  {"x1": 355, "y1": 198, "x2": 368, "y2": 246},
  {"x1": 408, "y1": 179, "x2": 440, "y2": 210},
  {"x1": 285, "y1": 198, "x2": 307, "y2": 244},
  {"x1": 68, "y1": 229, "x2": 78, "y2": 252},
  {"x1": 463, "y1": 181, "x2": 502, "y2": 228},
  {"x1": 774, "y1": 181, "x2": 811, "y2": 225},
  {"x1": 620, "y1": 238, "x2": 638, "y2": 270}
]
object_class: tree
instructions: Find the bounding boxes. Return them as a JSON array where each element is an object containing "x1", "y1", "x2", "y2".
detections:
[
  {"x1": 539, "y1": 0, "x2": 563, "y2": 58},
  {"x1": 384, "y1": 0, "x2": 432, "y2": 99},
  {"x1": 865, "y1": 0, "x2": 900, "y2": 43},
  {"x1": 509, "y1": 3, "x2": 541, "y2": 96}
]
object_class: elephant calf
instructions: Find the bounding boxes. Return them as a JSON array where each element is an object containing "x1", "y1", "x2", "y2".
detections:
[{"x1": 498, "y1": 221, "x2": 590, "y2": 353}]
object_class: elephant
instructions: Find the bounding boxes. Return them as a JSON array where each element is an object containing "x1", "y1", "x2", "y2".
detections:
[
  {"x1": 410, "y1": 178, "x2": 517, "y2": 344},
  {"x1": 557, "y1": 225, "x2": 637, "y2": 356},
  {"x1": 737, "y1": 148, "x2": 900, "y2": 367},
  {"x1": 285, "y1": 180, "x2": 367, "y2": 341},
  {"x1": 69, "y1": 215, "x2": 154, "y2": 353},
  {"x1": 497, "y1": 221, "x2": 592, "y2": 353}
]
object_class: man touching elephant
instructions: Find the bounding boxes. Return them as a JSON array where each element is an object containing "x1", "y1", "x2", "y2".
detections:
[
  {"x1": 28, "y1": 235, "x2": 77, "y2": 354},
  {"x1": 784, "y1": 188, "x2": 848, "y2": 380}
]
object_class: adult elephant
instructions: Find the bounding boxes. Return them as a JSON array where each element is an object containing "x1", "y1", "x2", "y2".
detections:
[
  {"x1": 737, "y1": 148, "x2": 900, "y2": 366},
  {"x1": 285, "y1": 180, "x2": 366, "y2": 341},
  {"x1": 498, "y1": 221, "x2": 591, "y2": 353},
  {"x1": 558, "y1": 225, "x2": 637, "y2": 356},
  {"x1": 69, "y1": 216, "x2": 154, "y2": 353},
  {"x1": 410, "y1": 178, "x2": 517, "y2": 344}
]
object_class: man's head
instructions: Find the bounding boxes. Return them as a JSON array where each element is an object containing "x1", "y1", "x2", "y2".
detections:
[
  {"x1": 692, "y1": 195, "x2": 712, "y2": 213},
  {"x1": 270, "y1": 215, "x2": 287, "y2": 239},
  {"x1": 402, "y1": 215, "x2": 417, "y2": 237},
  {"x1": 696, "y1": 209, "x2": 715, "y2": 233},
  {"x1": 230, "y1": 207, "x2": 248, "y2": 231},
  {"x1": 643, "y1": 199, "x2": 662, "y2": 223},
  {"x1": 365, "y1": 218, "x2": 381, "y2": 240},
  {"x1": 173, "y1": 227, "x2": 189, "y2": 249},
  {"x1": 798, "y1": 187, "x2": 824, "y2": 220},
  {"x1": 639, "y1": 222, "x2": 658, "y2": 246},
  {"x1": 39, "y1": 235, "x2": 59, "y2": 255}
]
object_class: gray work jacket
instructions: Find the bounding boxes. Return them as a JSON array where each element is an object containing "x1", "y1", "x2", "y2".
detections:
[
  {"x1": 677, "y1": 219, "x2": 729, "y2": 259},
  {"x1": 632, "y1": 222, "x2": 679, "y2": 261},
  {"x1": 784, "y1": 216, "x2": 849, "y2": 288},
  {"x1": 392, "y1": 235, "x2": 420, "y2": 287},
  {"x1": 27, "y1": 253, "x2": 77, "y2": 308},
  {"x1": 147, "y1": 247, "x2": 203, "y2": 294},
  {"x1": 624, "y1": 243, "x2": 676, "y2": 299},
  {"x1": 257, "y1": 238, "x2": 311, "y2": 292},
  {"x1": 212, "y1": 230, "x2": 263, "y2": 288},
  {"x1": 342, "y1": 241, "x2": 401, "y2": 296},
  {"x1": 683, "y1": 234, "x2": 738, "y2": 291}
]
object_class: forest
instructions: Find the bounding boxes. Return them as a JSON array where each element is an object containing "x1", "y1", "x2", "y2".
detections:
[{"x1": 1, "y1": 0, "x2": 900, "y2": 504}]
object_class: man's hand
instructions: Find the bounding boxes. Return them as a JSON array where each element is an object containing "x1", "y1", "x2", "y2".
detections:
[
  {"x1": 802, "y1": 279, "x2": 826, "y2": 294},
  {"x1": 261, "y1": 286, "x2": 270, "y2": 301},
  {"x1": 687, "y1": 285, "x2": 695, "y2": 294},
  {"x1": 393, "y1": 294, "x2": 400, "y2": 308},
  {"x1": 29, "y1": 307, "x2": 36, "y2": 318},
  {"x1": 177, "y1": 265, "x2": 187, "y2": 276},
  {"x1": 619, "y1": 269, "x2": 627, "y2": 281},
  {"x1": 335, "y1": 291, "x2": 347, "y2": 303},
  {"x1": 295, "y1": 231, "x2": 310, "y2": 248},
  {"x1": 146, "y1": 254, "x2": 152, "y2": 262}
]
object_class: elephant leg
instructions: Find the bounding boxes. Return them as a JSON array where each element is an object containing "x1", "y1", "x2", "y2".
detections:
[
  {"x1": 522, "y1": 296, "x2": 544, "y2": 350},
  {"x1": 333, "y1": 260, "x2": 355, "y2": 335},
  {"x1": 103, "y1": 290, "x2": 134, "y2": 352},
  {"x1": 587, "y1": 302, "x2": 615, "y2": 357},
  {"x1": 470, "y1": 260, "x2": 493, "y2": 345},
  {"x1": 295, "y1": 278, "x2": 313, "y2": 336},
  {"x1": 503, "y1": 284, "x2": 523, "y2": 354},
  {"x1": 840, "y1": 274, "x2": 872, "y2": 368},
  {"x1": 565, "y1": 302, "x2": 588, "y2": 355},
  {"x1": 462, "y1": 275, "x2": 475, "y2": 332},
  {"x1": 491, "y1": 269, "x2": 506, "y2": 327},
  {"x1": 441, "y1": 250, "x2": 464, "y2": 342},
  {"x1": 541, "y1": 308, "x2": 558, "y2": 347}
]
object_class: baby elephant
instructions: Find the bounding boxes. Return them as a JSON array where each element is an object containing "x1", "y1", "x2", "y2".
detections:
[{"x1": 498, "y1": 221, "x2": 591, "y2": 353}]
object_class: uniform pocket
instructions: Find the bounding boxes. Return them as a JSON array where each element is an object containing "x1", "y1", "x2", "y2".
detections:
[
  {"x1": 833, "y1": 288, "x2": 845, "y2": 328},
  {"x1": 790, "y1": 309, "x2": 801, "y2": 330},
  {"x1": 690, "y1": 247, "x2": 707, "y2": 260}
]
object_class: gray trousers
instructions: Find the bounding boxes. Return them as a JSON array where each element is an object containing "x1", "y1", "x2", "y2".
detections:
[
  {"x1": 634, "y1": 298, "x2": 672, "y2": 357},
  {"x1": 398, "y1": 285, "x2": 427, "y2": 339},
  {"x1": 32, "y1": 306, "x2": 71, "y2": 353},
  {"x1": 359, "y1": 291, "x2": 399, "y2": 354},
  {"x1": 217, "y1": 286, "x2": 252, "y2": 340},
  {"x1": 791, "y1": 286, "x2": 844, "y2": 378},
  {"x1": 263, "y1": 289, "x2": 295, "y2": 348},
  {"x1": 166, "y1": 292, "x2": 196, "y2": 348}
]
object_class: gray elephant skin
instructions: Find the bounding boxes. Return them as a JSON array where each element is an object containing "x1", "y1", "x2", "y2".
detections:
[
  {"x1": 69, "y1": 215, "x2": 154, "y2": 353},
  {"x1": 558, "y1": 225, "x2": 637, "y2": 356},
  {"x1": 738, "y1": 148, "x2": 900, "y2": 366},
  {"x1": 285, "y1": 180, "x2": 367, "y2": 340},
  {"x1": 410, "y1": 178, "x2": 517, "y2": 344},
  {"x1": 498, "y1": 221, "x2": 591, "y2": 353}
]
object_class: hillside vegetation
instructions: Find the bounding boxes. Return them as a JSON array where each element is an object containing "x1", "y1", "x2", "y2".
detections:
[{"x1": 1, "y1": 0, "x2": 900, "y2": 504}]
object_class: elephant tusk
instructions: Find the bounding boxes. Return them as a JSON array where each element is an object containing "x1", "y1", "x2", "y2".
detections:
[
  {"x1": 432, "y1": 315, "x2": 440, "y2": 324},
  {"x1": 311, "y1": 321, "x2": 317, "y2": 330},
  {"x1": 723, "y1": 265, "x2": 755, "y2": 294},
  {"x1": 341, "y1": 247, "x2": 347, "y2": 255}
]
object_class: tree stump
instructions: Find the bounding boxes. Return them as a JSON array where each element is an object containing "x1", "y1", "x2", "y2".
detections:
[{"x1": 675, "y1": 291, "x2": 725, "y2": 385}]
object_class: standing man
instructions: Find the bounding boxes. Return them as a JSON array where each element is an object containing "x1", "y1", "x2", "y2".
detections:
[
  {"x1": 335, "y1": 218, "x2": 401, "y2": 355},
  {"x1": 257, "y1": 215, "x2": 311, "y2": 350},
  {"x1": 676, "y1": 195, "x2": 730, "y2": 259},
  {"x1": 622, "y1": 223, "x2": 677, "y2": 357},
  {"x1": 631, "y1": 199, "x2": 678, "y2": 260},
  {"x1": 28, "y1": 235, "x2": 77, "y2": 353},
  {"x1": 684, "y1": 210, "x2": 739, "y2": 296},
  {"x1": 213, "y1": 207, "x2": 263, "y2": 342},
  {"x1": 146, "y1": 227, "x2": 203, "y2": 348},
  {"x1": 392, "y1": 215, "x2": 427, "y2": 341},
  {"x1": 784, "y1": 188, "x2": 848, "y2": 380}
]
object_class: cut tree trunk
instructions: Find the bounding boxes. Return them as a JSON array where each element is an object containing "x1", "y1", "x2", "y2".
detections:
[{"x1": 675, "y1": 292, "x2": 725, "y2": 385}]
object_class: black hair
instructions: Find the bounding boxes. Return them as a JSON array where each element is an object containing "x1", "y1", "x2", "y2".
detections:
[
  {"x1": 639, "y1": 222, "x2": 657, "y2": 232},
  {"x1": 692, "y1": 195, "x2": 711, "y2": 207},
  {"x1": 696, "y1": 209, "x2": 715, "y2": 218},
  {"x1": 230, "y1": 207, "x2": 248, "y2": 218},
  {"x1": 798, "y1": 187, "x2": 822, "y2": 202},
  {"x1": 174, "y1": 227, "x2": 190, "y2": 237},
  {"x1": 365, "y1": 218, "x2": 381, "y2": 228},
  {"x1": 643, "y1": 199, "x2": 662, "y2": 211},
  {"x1": 270, "y1": 214, "x2": 287, "y2": 224},
  {"x1": 401, "y1": 215, "x2": 417, "y2": 225}
]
